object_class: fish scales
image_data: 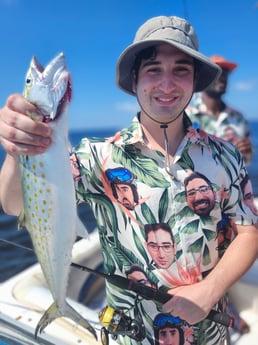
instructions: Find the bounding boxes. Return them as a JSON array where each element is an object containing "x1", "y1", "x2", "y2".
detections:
[{"x1": 18, "y1": 53, "x2": 97, "y2": 339}]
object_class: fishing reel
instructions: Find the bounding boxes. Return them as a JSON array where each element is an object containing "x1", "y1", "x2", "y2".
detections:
[{"x1": 98, "y1": 305, "x2": 146, "y2": 345}]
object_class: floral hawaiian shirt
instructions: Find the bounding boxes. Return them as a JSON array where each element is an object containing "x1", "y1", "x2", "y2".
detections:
[{"x1": 71, "y1": 113, "x2": 257, "y2": 345}]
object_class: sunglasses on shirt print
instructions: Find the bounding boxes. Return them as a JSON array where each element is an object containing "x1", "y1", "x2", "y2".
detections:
[{"x1": 105, "y1": 167, "x2": 136, "y2": 184}]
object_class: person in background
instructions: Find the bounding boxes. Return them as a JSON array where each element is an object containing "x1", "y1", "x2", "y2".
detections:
[
  {"x1": 187, "y1": 55, "x2": 253, "y2": 165},
  {"x1": 0, "y1": 15, "x2": 258, "y2": 345},
  {"x1": 187, "y1": 55, "x2": 254, "y2": 335}
]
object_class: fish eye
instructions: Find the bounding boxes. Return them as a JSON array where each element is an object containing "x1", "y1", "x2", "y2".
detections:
[{"x1": 26, "y1": 78, "x2": 31, "y2": 84}]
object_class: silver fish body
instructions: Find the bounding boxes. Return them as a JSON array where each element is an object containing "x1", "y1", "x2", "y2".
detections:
[{"x1": 18, "y1": 53, "x2": 96, "y2": 339}]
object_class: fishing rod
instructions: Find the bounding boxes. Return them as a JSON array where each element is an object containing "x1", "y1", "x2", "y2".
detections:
[{"x1": 0, "y1": 238, "x2": 234, "y2": 328}]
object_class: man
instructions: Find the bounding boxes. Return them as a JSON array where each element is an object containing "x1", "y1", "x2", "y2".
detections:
[
  {"x1": 187, "y1": 56, "x2": 255, "y2": 334},
  {"x1": 187, "y1": 55, "x2": 253, "y2": 164},
  {"x1": 144, "y1": 223, "x2": 175, "y2": 269},
  {"x1": 0, "y1": 16, "x2": 257, "y2": 345}
]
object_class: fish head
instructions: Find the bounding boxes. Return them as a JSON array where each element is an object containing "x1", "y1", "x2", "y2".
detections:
[{"x1": 24, "y1": 52, "x2": 71, "y2": 122}]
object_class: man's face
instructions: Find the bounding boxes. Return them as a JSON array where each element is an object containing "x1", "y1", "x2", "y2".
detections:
[
  {"x1": 114, "y1": 183, "x2": 135, "y2": 210},
  {"x1": 127, "y1": 270, "x2": 153, "y2": 287},
  {"x1": 186, "y1": 178, "x2": 215, "y2": 216},
  {"x1": 158, "y1": 327, "x2": 180, "y2": 345},
  {"x1": 146, "y1": 229, "x2": 175, "y2": 269},
  {"x1": 205, "y1": 68, "x2": 229, "y2": 97},
  {"x1": 135, "y1": 44, "x2": 195, "y2": 123}
]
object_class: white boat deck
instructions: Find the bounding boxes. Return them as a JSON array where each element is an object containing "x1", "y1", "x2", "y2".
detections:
[{"x1": 0, "y1": 233, "x2": 112, "y2": 345}]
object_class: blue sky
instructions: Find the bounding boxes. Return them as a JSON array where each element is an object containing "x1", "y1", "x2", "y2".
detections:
[{"x1": 0, "y1": 0, "x2": 257, "y2": 131}]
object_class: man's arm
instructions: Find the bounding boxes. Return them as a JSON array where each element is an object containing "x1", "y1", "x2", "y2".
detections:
[
  {"x1": 0, "y1": 94, "x2": 52, "y2": 215},
  {"x1": 163, "y1": 223, "x2": 258, "y2": 324}
]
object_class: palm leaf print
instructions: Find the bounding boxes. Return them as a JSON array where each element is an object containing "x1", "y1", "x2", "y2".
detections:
[
  {"x1": 202, "y1": 243, "x2": 212, "y2": 265},
  {"x1": 181, "y1": 219, "x2": 200, "y2": 234},
  {"x1": 141, "y1": 202, "x2": 156, "y2": 224},
  {"x1": 132, "y1": 226, "x2": 149, "y2": 263},
  {"x1": 112, "y1": 144, "x2": 170, "y2": 188},
  {"x1": 158, "y1": 189, "x2": 169, "y2": 222},
  {"x1": 187, "y1": 236, "x2": 203, "y2": 253}
]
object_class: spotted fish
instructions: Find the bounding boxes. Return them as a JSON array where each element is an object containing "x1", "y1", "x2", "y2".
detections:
[{"x1": 18, "y1": 52, "x2": 97, "y2": 339}]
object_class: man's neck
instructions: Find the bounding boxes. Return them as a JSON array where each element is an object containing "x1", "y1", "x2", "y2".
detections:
[{"x1": 139, "y1": 112, "x2": 186, "y2": 159}]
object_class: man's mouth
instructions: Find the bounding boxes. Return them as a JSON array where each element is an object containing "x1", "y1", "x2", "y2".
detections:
[
  {"x1": 155, "y1": 95, "x2": 177, "y2": 104},
  {"x1": 194, "y1": 199, "x2": 209, "y2": 209}
]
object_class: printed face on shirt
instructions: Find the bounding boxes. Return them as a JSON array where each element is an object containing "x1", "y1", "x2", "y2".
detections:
[
  {"x1": 154, "y1": 314, "x2": 185, "y2": 345},
  {"x1": 185, "y1": 177, "x2": 216, "y2": 216},
  {"x1": 70, "y1": 153, "x2": 81, "y2": 181},
  {"x1": 114, "y1": 183, "x2": 136, "y2": 210},
  {"x1": 135, "y1": 44, "x2": 195, "y2": 124},
  {"x1": 158, "y1": 327, "x2": 181, "y2": 345},
  {"x1": 242, "y1": 178, "x2": 258, "y2": 215},
  {"x1": 127, "y1": 269, "x2": 154, "y2": 288},
  {"x1": 146, "y1": 228, "x2": 175, "y2": 269}
]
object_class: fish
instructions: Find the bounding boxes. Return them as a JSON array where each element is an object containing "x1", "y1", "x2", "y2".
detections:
[{"x1": 18, "y1": 52, "x2": 97, "y2": 340}]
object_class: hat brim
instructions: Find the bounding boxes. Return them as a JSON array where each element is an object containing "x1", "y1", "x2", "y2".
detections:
[
  {"x1": 215, "y1": 62, "x2": 237, "y2": 72},
  {"x1": 116, "y1": 39, "x2": 222, "y2": 95}
]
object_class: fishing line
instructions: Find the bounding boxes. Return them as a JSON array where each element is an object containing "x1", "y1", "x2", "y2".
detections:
[{"x1": 0, "y1": 238, "x2": 34, "y2": 252}]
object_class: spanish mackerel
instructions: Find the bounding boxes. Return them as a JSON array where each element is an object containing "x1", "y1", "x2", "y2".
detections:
[{"x1": 18, "y1": 53, "x2": 97, "y2": 339}]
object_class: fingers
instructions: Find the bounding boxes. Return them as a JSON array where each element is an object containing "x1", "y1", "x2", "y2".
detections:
[{"x1": 0, "y1": 94, "x2": 52, "y2": 156}]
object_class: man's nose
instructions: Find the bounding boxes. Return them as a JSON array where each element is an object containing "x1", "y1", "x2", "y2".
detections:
[{"x1": 159, "y1": 73, "x2": 176, "y2": 92}]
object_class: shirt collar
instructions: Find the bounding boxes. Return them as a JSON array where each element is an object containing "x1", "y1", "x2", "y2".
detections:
[{"x1": 115, "y1": 112, "x2": 208, "y2": 148}]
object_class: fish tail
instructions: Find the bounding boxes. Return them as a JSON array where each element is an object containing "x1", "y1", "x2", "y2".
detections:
[
  {"x1": 63, "y1": 300, "x2": 97, "y2": 340},
  {"x1": 34, "y1": 300, "x2": 97, "y2": 340}
]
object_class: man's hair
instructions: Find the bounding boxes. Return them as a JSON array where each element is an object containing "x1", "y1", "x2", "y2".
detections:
[
  {"x1": 240, "y1": 175, "x2": 250, "y2": 192},
  {"x1": 184, "y1": 171, "x2": 213, "y2": 190},
  {"x1": 125, "y1": 264, "x2": 147, "y2": 276},
  {"x1": 144, "y1": 222, "x2": 173, "y2": 242}
]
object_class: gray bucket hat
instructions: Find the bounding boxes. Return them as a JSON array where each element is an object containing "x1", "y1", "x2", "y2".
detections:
[{"x1": 116, "y1": 16, "x2": 221, "y2": 95}]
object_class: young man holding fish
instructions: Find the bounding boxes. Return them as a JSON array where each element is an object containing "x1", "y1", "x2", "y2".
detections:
[{"x1": 0, "y1": 15, "x2": 258, "y2": 345}]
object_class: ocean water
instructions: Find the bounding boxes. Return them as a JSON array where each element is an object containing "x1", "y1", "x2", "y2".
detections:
[{"x1": 0, "y1": 123, "x2": 257, "y2": 282}]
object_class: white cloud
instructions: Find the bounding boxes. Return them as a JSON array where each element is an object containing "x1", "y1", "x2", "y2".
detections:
[
  {"x1": 234, "y1": 81, "x2": 257, "y2": 91},
  {"x1": 115, "y1": 101, "x2": 140, "y2": 113}
]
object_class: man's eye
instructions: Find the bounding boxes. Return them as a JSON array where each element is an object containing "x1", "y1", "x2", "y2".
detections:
[{"x1": 147, "y1": 67, "x2": 160, "y2": 73}]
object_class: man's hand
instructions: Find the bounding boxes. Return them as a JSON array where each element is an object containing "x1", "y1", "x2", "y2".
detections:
[
  {"x1": 0, "y1": 94, "x2": 52, "y2": 156},
  {"x1": 163, "y1": 281, "x2": 217, "y2": 325}
]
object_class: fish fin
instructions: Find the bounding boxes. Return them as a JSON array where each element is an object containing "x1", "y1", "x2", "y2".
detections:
[
  {"x1": 76, "y1": 217, "x2": 89, "y2": 238},
  {"x1": 35, "y1": 300, "x2": 97, "y2": 340},
  {"x1": 18, "y1": 209, "x2": 26, "y2": 230}
]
